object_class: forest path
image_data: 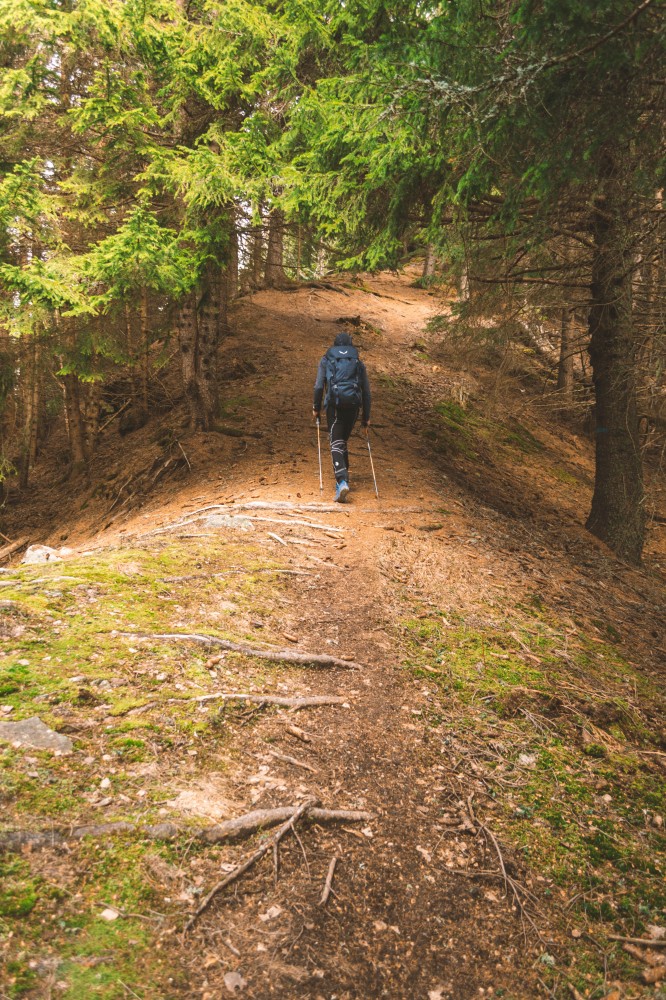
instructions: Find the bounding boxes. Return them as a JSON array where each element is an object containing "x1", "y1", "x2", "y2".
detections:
[
  {"x1": 3, "y1": 272, "x2": 664, "y2": 1000},
  {"x1": 141, "y1": 273, "x2": 550, "y2": 997}
]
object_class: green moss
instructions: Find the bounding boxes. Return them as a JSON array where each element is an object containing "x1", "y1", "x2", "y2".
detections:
[{"x1": 502, "y1": 422, "x2": 545, "y2": 454}]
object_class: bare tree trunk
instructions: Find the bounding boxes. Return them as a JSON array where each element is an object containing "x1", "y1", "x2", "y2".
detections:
[
  {"x1": 585, "y1": 155, "x2": 645, "y2": 564},
  {"x1": 140, "y1": 287, "x2": 150, "y2": 411},
  {"x1": 557, "y1": 307, "x2": 574, "y2": 400},
  {"x1": 265, "y1": 208, "x2": 286, "y2": 288},
  {"x1": 198, "y1": 271, "x2": 222, "y2": 428},
  {"x1": 82, "y1": 381, "x2": 101, "y2": 456},
  {"x1": 19, "y1": 335, "x2": 40, "y2": 488},
  {"x1": 124, "y1": 302, "x2": 132, "y2": 358},
  {"x1": 227, "y1": 222, "x2": 239, "y2": 301},
  {"x1": 423, "y1": 244, "x2": 437, "y2": 279},
  {"x1": 251, "y1": 204, "x2": 265, "y2": 289},
  {"x1": 62, "y1": 373, "x2": 87, "y2": 470},
  {"x1": 178, "y1": 294, "x2": 205, "y2": 429}
]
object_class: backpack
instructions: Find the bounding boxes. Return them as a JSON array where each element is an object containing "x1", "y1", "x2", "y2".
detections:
[{"x1": 325, "y1": 345, "x2": 362, "y2": 408}]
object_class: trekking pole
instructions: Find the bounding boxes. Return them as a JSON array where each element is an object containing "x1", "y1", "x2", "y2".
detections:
[
  {"x1": 366, "y1": 430, "x2": 379, "y2": 499},
  {"x1": 316, "y1": 418, "x2": 323, "y2": 493}
]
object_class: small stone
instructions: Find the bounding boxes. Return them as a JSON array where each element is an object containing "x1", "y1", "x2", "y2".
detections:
[
  {"x1": 100, "y1": 777, "x2": 111, "y2": 789},
  {"x1": 100, "y1": 907, "x2": 120, "y2": 921}
]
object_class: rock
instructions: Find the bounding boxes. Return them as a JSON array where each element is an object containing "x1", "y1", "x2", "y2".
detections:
[
  {"x1": 0, "y1": 716, "x2": 73, "y2": 754},
  {"x1": 22, "y1": 545, "x2": 62, "y2": 564},
  {"x1": 22, "y1": 545, "x2": 74, "y2": 565},
  {"x1": 223, "y1": 971, "x2": 246, "y2": 993},
  {"x1": 99, "y1": 907, "x2": 120, "y2": 921}
]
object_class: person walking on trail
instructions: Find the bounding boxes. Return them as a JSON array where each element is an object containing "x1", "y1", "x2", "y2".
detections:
[{"x1": 313, "y1": 331, "x2": 372, "y2": 503}]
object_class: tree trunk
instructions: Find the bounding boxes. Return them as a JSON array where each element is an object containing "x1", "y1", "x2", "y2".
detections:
[
  {"x1": 423, "y1": 244, "x2": 437, "y2": 279},
  {"x1": 227, "y1": 222, "x2": 239, "y2": 301},
  {"x1": 178, "y1": 294, "x2": 206, "y2": 429},
  {"x1": 265, "y1": 208, "x2": 286, "y2": 288},
  {"x1": 197, "y1": 271, "x2": 222, "y2": 428},
  {"x1": 140, "y1": 287, "x2": 150, "y2": 411},
  {"x1": 585, "y1": 157, "x2": 645, "y2": 564},
  {"x1": 557, "y1": 307, "x2": 574, "y2": 401},
  {"x1": 62, "y1": 373, "x2": 87, "y2": 470},
  {"x1": 19, "y1": 336, "x2": 40, "y2": 488},
  {"x1": 251, "y1": 204, "x2": 265, "y2": 289}
]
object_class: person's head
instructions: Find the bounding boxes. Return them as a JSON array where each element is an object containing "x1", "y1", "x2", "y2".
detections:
[{"x1": 334, "y1": 331, "x2": 353, "y2": 347}]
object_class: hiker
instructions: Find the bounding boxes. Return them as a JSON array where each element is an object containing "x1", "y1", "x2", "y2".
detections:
[{"x1": 313, "y1": 331, "x2": 372, "y2": 502}]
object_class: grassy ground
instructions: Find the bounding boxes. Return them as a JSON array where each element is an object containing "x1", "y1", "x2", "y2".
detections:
[
  {"x1": 0, "y1": 533, "x2": 314, "y2": 998},
  {"x1": 399, "y1": 591, "x2": 665, "y2": 997}
]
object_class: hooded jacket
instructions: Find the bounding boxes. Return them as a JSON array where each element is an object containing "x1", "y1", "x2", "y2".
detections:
[{"x1": 313, "y1": 332, "x2": 372, "y2": 423}]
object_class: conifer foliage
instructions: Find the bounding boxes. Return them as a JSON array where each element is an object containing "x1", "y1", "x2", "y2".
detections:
[{"x1": 0, "y1": 0, "x2": 663, "y2": 561}]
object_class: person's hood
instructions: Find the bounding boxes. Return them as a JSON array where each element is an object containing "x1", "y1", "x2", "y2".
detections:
[{"x1": 333, "y1": 332, "x2": 353, "y2": 346}]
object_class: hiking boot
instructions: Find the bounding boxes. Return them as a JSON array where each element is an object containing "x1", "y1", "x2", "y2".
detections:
[{"x1": 335, "y1": 480, "x2": 349, "y2": 503}]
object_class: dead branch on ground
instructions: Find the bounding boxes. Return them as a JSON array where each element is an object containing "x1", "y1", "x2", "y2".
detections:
[
  {"x1": 320, "y1": 856, "x2": 338, "y2": 906},
  {"x1": 124, "y1": 692, "x2": 348, "y2": 716},
  {"x1": 0, "y1": 806, "x2": 373, "y2": 854},
  {"x1": 119, "y1": 631, "x2": 363, "y2": 670},
  {"x1": 201, "y1": 805, "x2": 374, "y2": 844}
]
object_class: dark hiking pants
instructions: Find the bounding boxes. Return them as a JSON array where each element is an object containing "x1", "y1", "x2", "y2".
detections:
[{"x1": 326, "y1": 403, "x2": 359, "y2": 484}]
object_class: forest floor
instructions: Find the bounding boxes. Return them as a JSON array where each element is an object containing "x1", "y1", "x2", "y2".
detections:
[{"x1": 1, "y1": 270, "x2": 665, "y2": 1000}]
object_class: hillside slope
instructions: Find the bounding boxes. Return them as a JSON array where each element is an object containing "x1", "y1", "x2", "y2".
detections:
[{"x1": 1, "y1": 272, "x2": 664, "y2": 1000}]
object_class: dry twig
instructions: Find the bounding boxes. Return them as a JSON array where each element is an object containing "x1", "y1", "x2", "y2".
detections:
[{"x1": 319, "y1": 856, "x2": 338, "y2": 906}]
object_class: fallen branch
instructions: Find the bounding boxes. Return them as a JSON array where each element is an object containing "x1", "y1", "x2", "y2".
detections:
[
  {"x1": 267, "y1": 532, "x2": 287, "y2": 546},
  {"x1": 120, "y1": 632, "x2": 363, "y2": 670},
  {"x1": 0, "y1": 821, "x2": 179, "y2": 852},
  {"x1": 0, "y1": 805, "x2": 373, "y2": 854},
  {"x1": 0, "y1": 537, "x2": 29, "y2": 564},
  {"x1": 185, "y1": 799, "x2": 316, "y2": 931},
  {"x1": 320, "y1": 856, "x2": 338, "y2": 906},
  {"x1": 125, "y1": 692, "x2": 347, "y2": 715},
  {"x1": 266, "y1": 750, "x2": 318, "y2": 773},
  {"x1": 201, "y1": 806, "x2": 374, "y2": 844},
  {"x1": 608, "y1": 935, "x2": 666, "y2": 948}
]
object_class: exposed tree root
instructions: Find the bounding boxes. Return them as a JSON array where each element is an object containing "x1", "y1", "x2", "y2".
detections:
[
  {"x1": 185, "y1": 799, "x2": 317, "y2": 931},
  {"x1": 120, "y1": 632, "x2": 363, "y2": 670},
  {"x1": 0, "y1": 806, "x2": 373, "y2": 854},
  {"x1": 124, "y1": 692, "x2": 348, "y2": 716},
  {"x1": 200, "y1": 805, "x2": 374, "y2": 844}
]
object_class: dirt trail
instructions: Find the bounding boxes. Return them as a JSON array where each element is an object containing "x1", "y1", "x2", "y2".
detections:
[
  {"x1": 2, "y1": 271, "x2": 665, "y2": 1000},
  {"x1": 197, "y1": 276, "x2": 531, "y2": 997}
]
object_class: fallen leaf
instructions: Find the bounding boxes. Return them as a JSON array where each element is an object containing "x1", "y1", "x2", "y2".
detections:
[
  {"x1": 259, "y1": 905, "x2": 282, "y2": 922},
  {"x1": 416, "y1": 846, "x2": 432, "y2": 863},
  {"x1": 648, "y1": 924, "x2": 665, "y2": 940},
  {"x1": 283, "y1": 632, "x2": 299, "y2": 643},
  {"x1": 428, "y1": 990, "x2": 445, "y2": 1000},
  {"x1": 373, "y1": 920, "x2": 388, "y2": 932},
  {"x1": 204, "y1": 955, "x2": 220, "y2": 970}
]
